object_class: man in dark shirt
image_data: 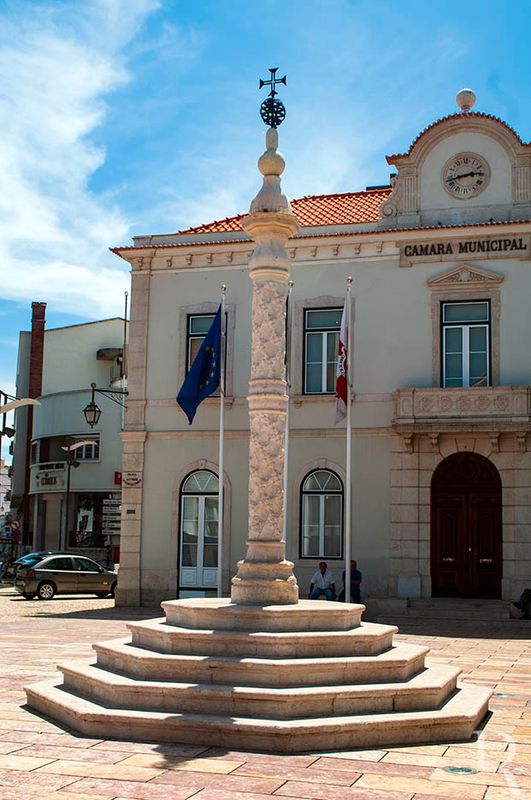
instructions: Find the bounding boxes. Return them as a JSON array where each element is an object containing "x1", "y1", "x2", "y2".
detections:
[{"x1": 339, "y1": 559, "x2": 362, "y2": 603}]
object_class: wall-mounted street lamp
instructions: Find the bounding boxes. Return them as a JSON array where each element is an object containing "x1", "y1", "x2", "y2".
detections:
[
  {"x1": 60, "y1": 440, "x2": 98, "y2": 551},
  {"x1": 83, "y1": 383, "x2": 127, "y2": 428}
]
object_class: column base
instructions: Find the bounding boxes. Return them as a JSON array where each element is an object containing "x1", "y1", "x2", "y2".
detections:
[
  {"x1": 231, "y1": 576, "x2": 299, "y2": 605},
  {"x1": 231, "y1": 558, "x2": 299, "y2": 605}
]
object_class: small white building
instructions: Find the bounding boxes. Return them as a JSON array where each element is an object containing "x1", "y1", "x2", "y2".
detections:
[
  {"x1": 12, "y1": 310, "x2": 126, "y2": 564},
  {"x1": 113, "y1": 91, "x2": 531, "y2": 607}
]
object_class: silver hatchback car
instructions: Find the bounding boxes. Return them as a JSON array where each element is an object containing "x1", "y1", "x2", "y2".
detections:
[{"x1": 14, "y1": 554, "x2": 117, "y2": 600}]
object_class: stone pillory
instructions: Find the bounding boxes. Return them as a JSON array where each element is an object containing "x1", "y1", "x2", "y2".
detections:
[{"x1": 24, "y1": 79, "x2": 492, "y2": 753}]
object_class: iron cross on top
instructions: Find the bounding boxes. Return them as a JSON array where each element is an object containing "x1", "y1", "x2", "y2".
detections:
[{"x1": 259, "y1": 67, "x2": 286, "y2": 98}]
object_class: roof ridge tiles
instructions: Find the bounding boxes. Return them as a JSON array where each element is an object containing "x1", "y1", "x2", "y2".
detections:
[{"x1": 176, "y1": 187, "x2": 393, "y2": 235}]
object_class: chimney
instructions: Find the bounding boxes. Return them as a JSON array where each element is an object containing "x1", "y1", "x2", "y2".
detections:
[
  {"x1": 22, "y1": 302, "x2": 46, "y2": 546},
  {"x1": 28, "y1": 302, "x2": 46, "y2": 398}
]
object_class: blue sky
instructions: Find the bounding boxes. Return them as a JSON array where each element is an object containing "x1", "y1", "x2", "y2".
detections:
[{"x1": 1, "y1": 0, "x2": 530, "y2": 445}]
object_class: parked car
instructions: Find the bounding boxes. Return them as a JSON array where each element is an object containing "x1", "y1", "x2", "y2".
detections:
[
  {"x1": 14, "y1": 554, "x2": 118, "y2": 600},
  {"x1": 2, "y1": 551, "x2": 71, "y2": 583}
]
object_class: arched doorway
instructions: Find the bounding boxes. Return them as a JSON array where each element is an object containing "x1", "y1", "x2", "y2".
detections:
[
  {"x1": 179, "y1": 470, "x2": 219, "y2": 591},
  {"x1": 431, "y1": 452, "x2": 502, "y2": 598}
]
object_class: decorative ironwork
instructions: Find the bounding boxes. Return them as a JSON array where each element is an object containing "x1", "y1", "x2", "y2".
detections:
[
  {"x1": 83, "y1": 382, "x2": 127, "y2": 428},
  {"x1": 259, "y1": 67, "x2": 286, "y2": 98},
  {"x1": 259, "y1": 67, "x2": 286, "y2": 128}
]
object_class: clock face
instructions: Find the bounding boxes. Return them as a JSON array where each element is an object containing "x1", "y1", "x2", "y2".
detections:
[{"x1": 442, "y1": 152, "x2": 490, "y2": 199}]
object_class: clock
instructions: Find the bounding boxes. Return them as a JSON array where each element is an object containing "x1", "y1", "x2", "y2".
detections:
[{"x1": 442, "y1": 152, "x2": 490, "y2": 199}]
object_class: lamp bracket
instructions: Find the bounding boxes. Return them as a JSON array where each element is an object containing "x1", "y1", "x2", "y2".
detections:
[{"x1": 90, "y1": 382, "x2": 128, "y2": 409}]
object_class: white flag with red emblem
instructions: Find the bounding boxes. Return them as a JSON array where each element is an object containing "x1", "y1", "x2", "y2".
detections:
[{"x1": 335, "y1": 301, "x2": 348, "y2": 423}]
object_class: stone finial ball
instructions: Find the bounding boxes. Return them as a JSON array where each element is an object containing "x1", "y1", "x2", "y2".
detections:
[
  {"x1": 258, "y1": 148, "x2": 285, "y2": 177},
  {"x1": 456, "y1": 88, "x2": 476, "y2": 113},
  {"x1": 257, "y1": 128, "x2": 286, "y2": 177}
]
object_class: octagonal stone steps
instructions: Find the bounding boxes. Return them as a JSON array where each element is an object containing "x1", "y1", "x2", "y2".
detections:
[
  {"x1": 160, "y1": 598, "x2": 364, "y2": 631},
  {"x1": 127, "y1": 618, "x2": 398, "y2": 657},
  {"x1": 93, "y1": 638, "x2": 429, "y2": 687},
  {"x1": 25, "y1": 680, "x2": 492, "y2": 753},
  {"x1": 24, "y1": 598, "x2": 492, "y2": 752},
  {"x1": 58, "y1": 660, "x2": 462, "y2": 718}
]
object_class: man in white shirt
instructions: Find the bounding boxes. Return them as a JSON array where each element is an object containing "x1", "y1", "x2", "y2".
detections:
[{"x1": 309, "y1": 561, "x2": 336, "y2": 601}]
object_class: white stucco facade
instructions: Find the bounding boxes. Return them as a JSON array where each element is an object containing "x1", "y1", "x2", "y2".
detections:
[
  {"x1": 113, "y1": 96, "x2": 531, "y2": 607},
  {"x1": 12, "y1": 318, "x2": 127, "y2": 561}
]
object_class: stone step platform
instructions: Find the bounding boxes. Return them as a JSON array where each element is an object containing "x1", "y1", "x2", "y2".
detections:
[
  {"x1": 24, "y1": 597, "x2": 492, "y2": 752},
  {"x1": 127, "y1": 618, "x2": 398, "y2": 658},
  {"x1": 93, "y1": 638, "x2": 429, "y2": 687},
  {"x1": 58, "y1": 660, "x2": 461, "y2": 718},
  {"x1": 161, "y1": 598, "x2": 365, "y2": 631},
  {"x1": 25, "y1": 679, "x2": 491, "y2": 753},
  {"x1": 371, "y1": 597, "x2": 510, "y2": 623}
]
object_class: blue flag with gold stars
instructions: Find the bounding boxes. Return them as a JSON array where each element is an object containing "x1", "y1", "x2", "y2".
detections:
[{"x1": 177, "y1": 306, "x2": 222, "y2": 424}]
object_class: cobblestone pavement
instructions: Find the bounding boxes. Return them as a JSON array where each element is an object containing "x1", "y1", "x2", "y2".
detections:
[{"x1": 0, "y1": 585, "x2": 530, "y2": 800}]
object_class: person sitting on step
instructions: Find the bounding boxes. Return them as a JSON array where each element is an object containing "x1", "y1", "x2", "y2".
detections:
[
  {"x1": 512, "y1": 588, "x2": 531, "y2": 619},
  {"x1": 309, "y1": 561, "x2": 336, "y2": 601},
  {"x1": 338, "y1": 559, "x2": 362, "y2": 603}
]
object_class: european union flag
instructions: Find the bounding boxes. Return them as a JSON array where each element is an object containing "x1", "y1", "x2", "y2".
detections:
[{"x1": 177, "y1": 306, "x2": 222, "y2": 424}]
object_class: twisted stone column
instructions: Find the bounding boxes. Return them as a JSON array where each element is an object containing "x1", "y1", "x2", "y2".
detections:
[{"x1": 231, "y1": 128, "x2": 300, "y2": 605}]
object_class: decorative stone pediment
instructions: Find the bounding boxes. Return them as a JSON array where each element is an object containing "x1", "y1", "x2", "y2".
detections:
[
  {"x1": 377, "y1": 109, "x2": 531, "y2": 229},
  {"x1": 427, "y1": 264, "x2": 504, "y2": 290}
]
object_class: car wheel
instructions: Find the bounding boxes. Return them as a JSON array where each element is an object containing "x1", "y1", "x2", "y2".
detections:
[
  {"x1": 22, "y1": 592, "x2": 35, "y2": 600},
  {"x1": 110, "y1": 582, "x2": 117, "y2": 598},
  {"x1": 37, "y1": 582, "x2": 56, "y2": 600}
]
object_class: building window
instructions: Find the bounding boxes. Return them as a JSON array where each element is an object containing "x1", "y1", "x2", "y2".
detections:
[
  {"x1": 74, "y1": 437, "x2": 100, "y2": 461},
  {"x1": 442, "y1": 301, "x2": 490, "y2": 388},
  {"x1": 30, "y1": 441, "x2": 39, "y2": 465},
  {"x1": 300, "y1": 469, "x2": 343, "y2": 559},
  {"x1": 187, "y1": 314, "x2": 216, "y2": 371},
  {"x1": 303, "y1": 308, "x2": 342, "y2": 394},
  {"x1": 180, "y1": 470, "x2": 219, "y2": 589}
]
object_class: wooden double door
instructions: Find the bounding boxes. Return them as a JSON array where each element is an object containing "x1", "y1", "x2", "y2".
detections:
[{"x1": 431, "y1": 453, "x2": 502, "y2": 598}]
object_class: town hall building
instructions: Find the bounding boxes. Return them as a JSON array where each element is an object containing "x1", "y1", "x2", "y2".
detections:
[{"x1": 112, "y1": 89, "x2": 531, "y2": 607}]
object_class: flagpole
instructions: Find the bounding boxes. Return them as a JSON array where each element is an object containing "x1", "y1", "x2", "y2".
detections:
[
  {"x1": 345, "y1": 276, "x2": 353, "y2": 603},
  {"x1": 217, "y1": 285, "x2": 226, "y2": 598},
  {"x1": 283, "y1": 280, "x2": 294, "y2": 541}
]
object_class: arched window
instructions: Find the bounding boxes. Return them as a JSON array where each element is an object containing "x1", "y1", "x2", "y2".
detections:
[
  {"x1": 300, "y1": 469, "x2": 343, "y2": 559},
  {"x1": 180, "y1": 470, "x2": 219, "y2": 589}
]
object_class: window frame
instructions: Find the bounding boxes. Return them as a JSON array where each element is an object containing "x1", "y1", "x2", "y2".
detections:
[
  {"x1": 30, "y1": 440, "x2": 39, "y2": 465},
  {"x1": 303, "y1": 307, "x2": 342, "y2": 395},
  {"x1": 299, "y1": 468, "x2": 344, "y2": 560},
  {"x1": 440, "y1": 300, "x2": 491, "y2": 388},
  {"x1": 428, "y1": 266, "x2": 502, "y2": 389},
  {"x1": 178, "y1": 469, "x2": 220, "y2": 590},
  {"x1": 177, "y1": 303, "x2": 235, "y2": 400},
  {"x1": 72, "y1": 436, "x2": 100, "y2": 462},
  {"x1": 186, "y1": 313, "x2": 217, "y2": 373}
]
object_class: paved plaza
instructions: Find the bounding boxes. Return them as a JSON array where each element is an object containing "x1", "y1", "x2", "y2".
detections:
[{"x1": 0, "y1": 586, "x2": 530, "y2": 800}]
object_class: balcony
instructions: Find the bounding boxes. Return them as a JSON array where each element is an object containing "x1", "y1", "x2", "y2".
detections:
[
  {"x1": 30, "y1": 462, "x2": 66, "y2": 493},
  {"x1": 393, "y1": 386, "x2": 531, "y2": 440}
]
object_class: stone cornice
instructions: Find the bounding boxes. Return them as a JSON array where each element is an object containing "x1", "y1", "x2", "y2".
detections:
[{"x1": 111, "y1": 219, "x2": 531, "y2": 274}]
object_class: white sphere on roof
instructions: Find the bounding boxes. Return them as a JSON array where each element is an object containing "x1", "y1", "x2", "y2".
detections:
[{"x1": 456, "y1": 88, "x2": 476, "y2": 113}]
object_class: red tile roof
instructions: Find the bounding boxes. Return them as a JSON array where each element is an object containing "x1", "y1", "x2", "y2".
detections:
[{"x1": 177, "y1": 188, "x2": 392, "y2": 234}]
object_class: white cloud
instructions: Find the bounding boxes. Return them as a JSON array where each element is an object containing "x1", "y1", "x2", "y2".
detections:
[{"x1": 0, "y1": 0, "x2": 158, "y2": 317}]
